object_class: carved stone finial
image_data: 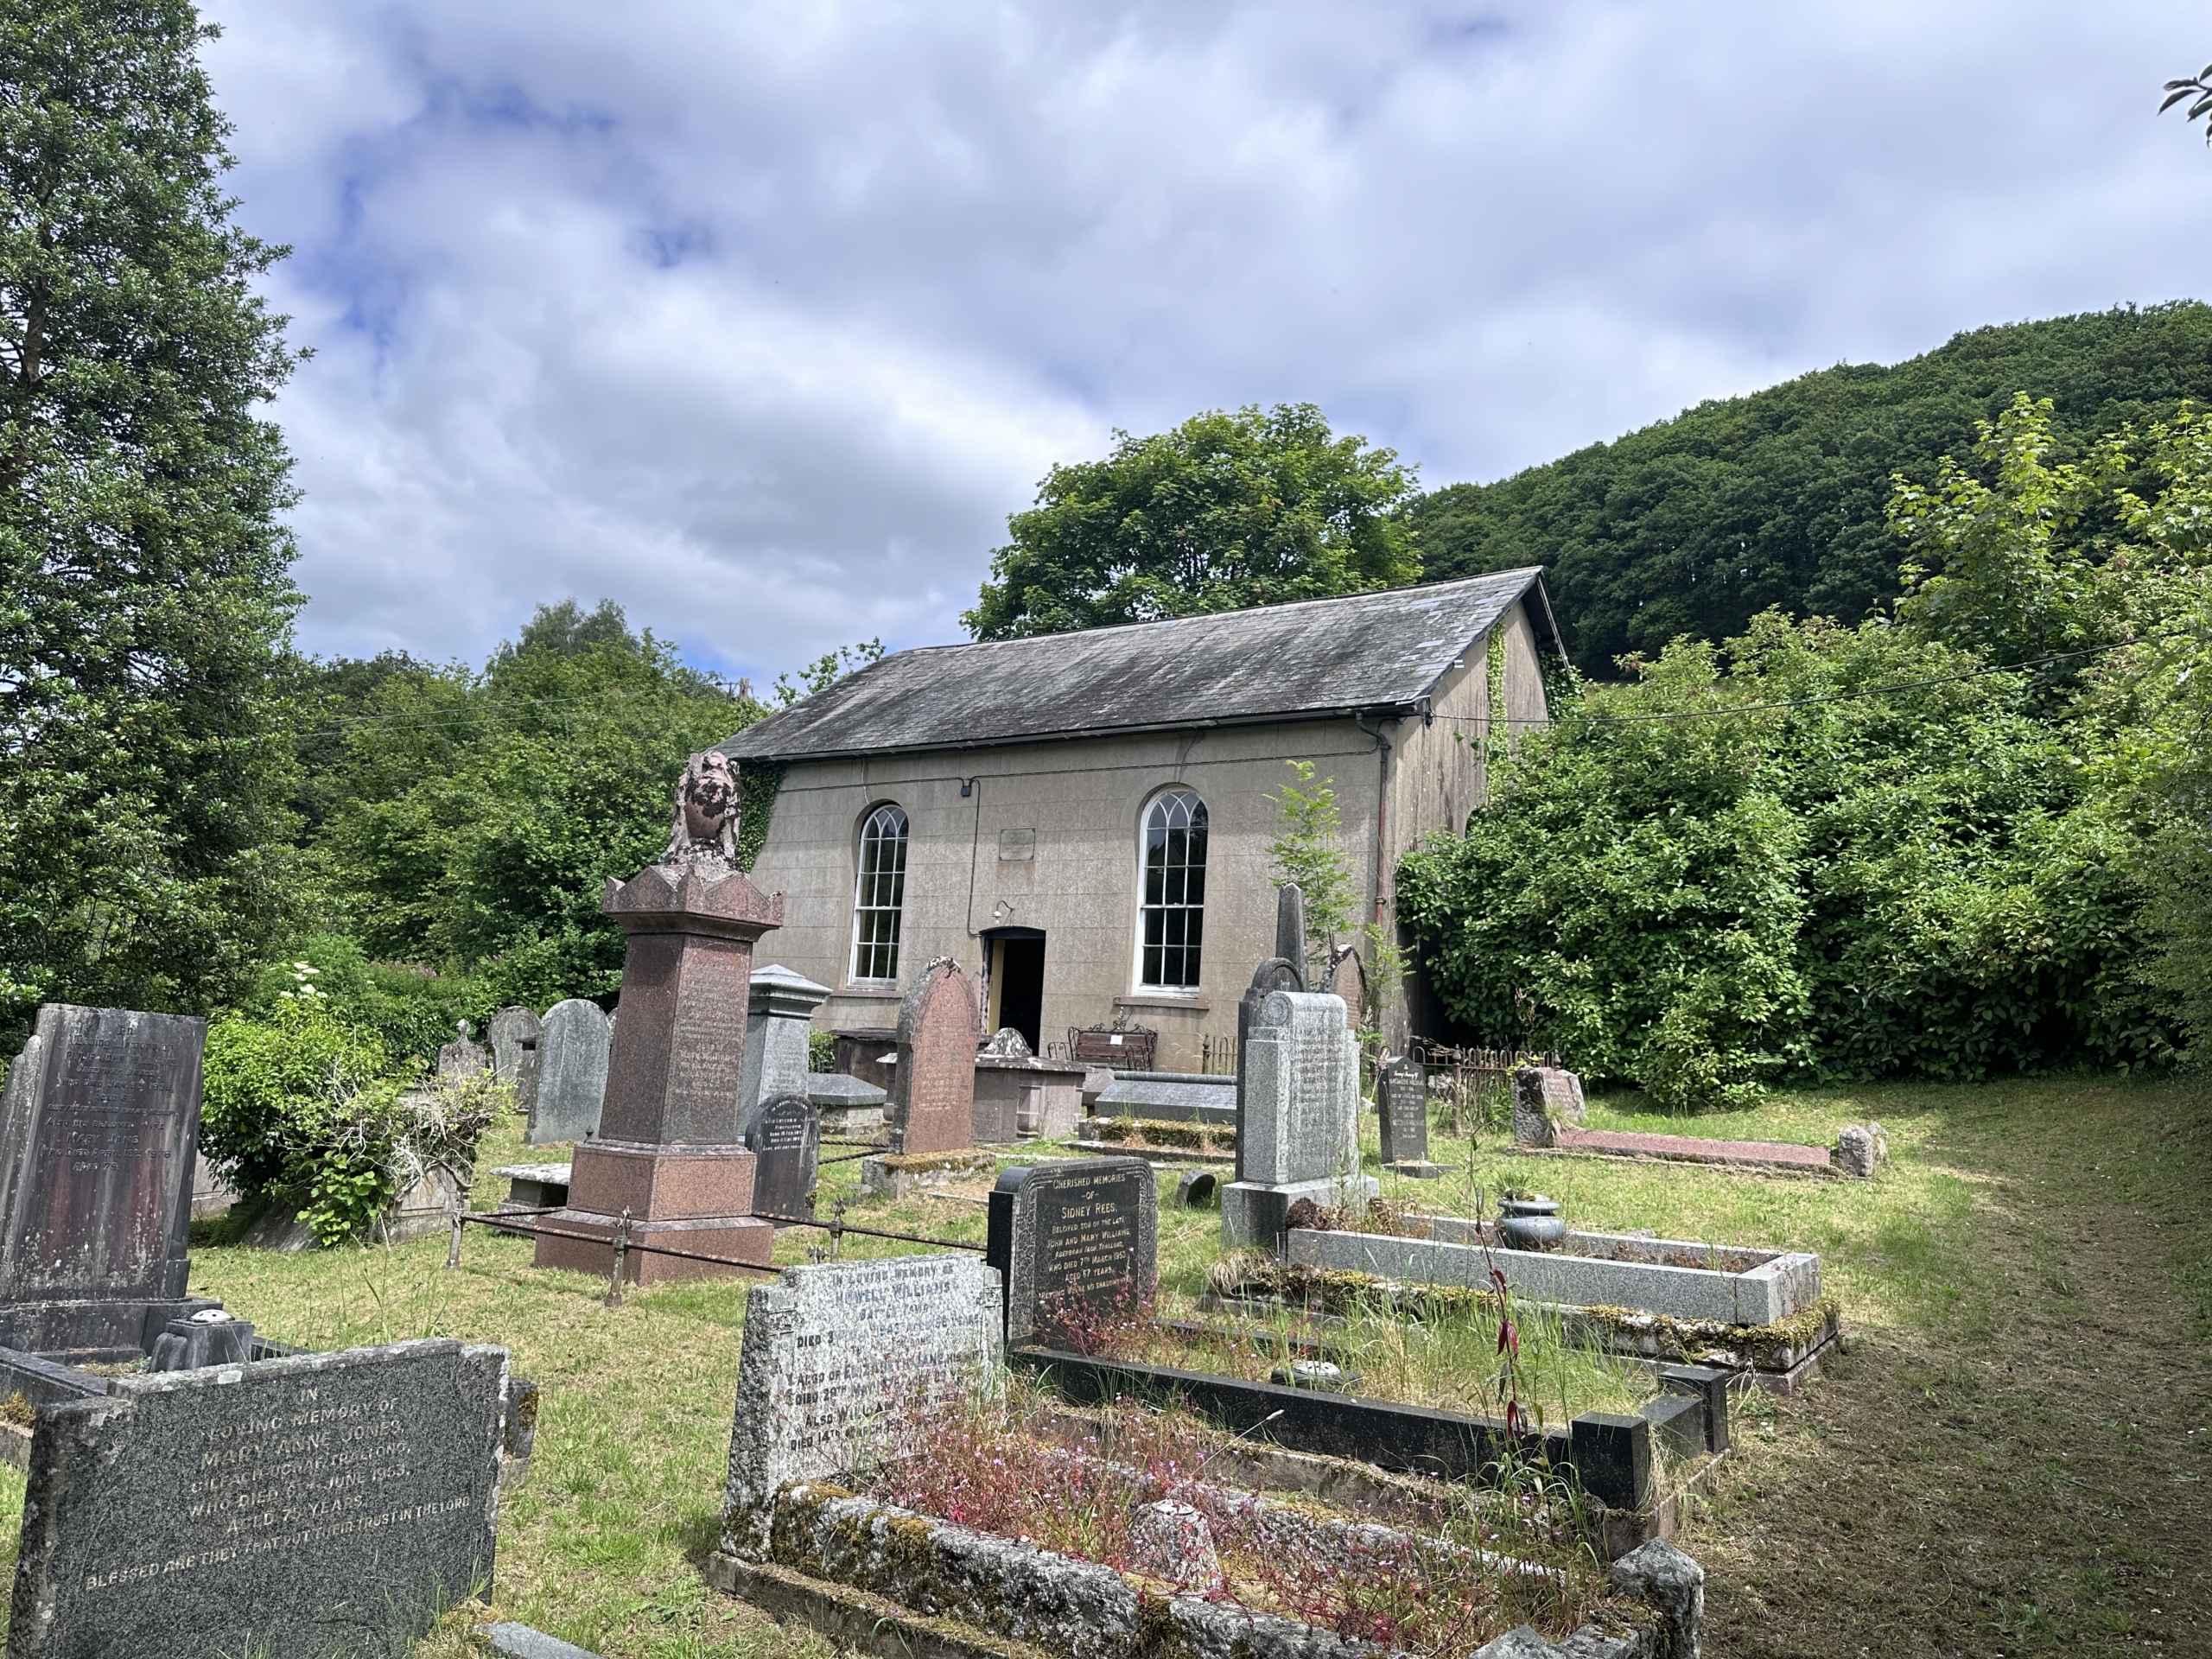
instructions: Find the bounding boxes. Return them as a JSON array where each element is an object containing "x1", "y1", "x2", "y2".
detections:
[{"x1": 662, "y1": 751, "x2": 742, "y2": 866}]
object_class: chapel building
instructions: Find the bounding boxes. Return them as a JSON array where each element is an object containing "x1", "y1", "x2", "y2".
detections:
[{"x1": 719, "y1": 569, "x2": 1560, "y2": 1071}]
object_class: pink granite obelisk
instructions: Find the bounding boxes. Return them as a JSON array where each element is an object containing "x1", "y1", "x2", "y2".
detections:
[{"x1": 535, "y1": 753, "x2": 785, "y2": 1285}]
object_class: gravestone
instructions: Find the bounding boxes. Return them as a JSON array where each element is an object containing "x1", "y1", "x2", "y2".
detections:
[
  {"x1": 1274, "y1": 883, "x2": 1308, "y2": 988},
  {"x1": 10, "y1": 1337, "x2": 506, "y2": 1658},
  {"x1": 530, "y1": 999, "x2": 610, "y2": 1146},
  {"x1": 488, "y1": 1007, "x2": 542, "y2": 1101},
  {"x1": 533, "y1": 769, "x2": 785, "y2": 1284},
  {"x1": 738, "y1": 964, "x2": 830, "y2": 1141},
  {"x1": 805, "y1": 1071, "x2": 886, "y2": 1135},
  {"x1": 745, "y1": 1094, "x2": 819, "y2": 1223},
  {"x1": 438, "y1": 1020, "x2": 489, "y2": 1079},
  {"x1": 1233, "y1": 957, "x2": 1305, "y2": 1166},
  {"x1": 886, "y1": 958, "x2": 981, "y2": 1157},
  {"x1": 1325, "y1": 950, "x2": 1366, "y2": 1034},
  {"x1": 1512, "y1": 1066, "x2": 1586, "y2": 1148},
  {"x1": 986, "y1": 1157, "x2": 1158, "y2": 1344},
  {"x1": 722, "y1": 1255, "x2": 1001, "y2": 1540},
  {"x1": 0, "y1": 1005, "x2": 206, "y2": 1360},
  {"x1": 1222, "y1": 990, "x2": 1377, "y2": 1249},
  {"x1": 1379, "y1": 1056, "x2": 1443, "y2": 1179}
]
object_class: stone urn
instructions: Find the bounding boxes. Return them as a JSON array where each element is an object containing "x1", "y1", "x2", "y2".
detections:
[{"x1": 1497, "y1": 1193, "x2": 1567, "y2": 1252}]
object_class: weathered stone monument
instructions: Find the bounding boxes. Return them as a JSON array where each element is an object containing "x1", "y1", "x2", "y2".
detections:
[
  {"x1": 720, "y1": 1255, "x2": 1001, "y2": 1554},
  {"x1": 884, "y1": 958, "x2": 981, "y2": 1156},
  {"x1": 805, "y1": 1071, "x2": 887, "y2": 1135},
  {"x1": 10, "y1": 1337, "x2": 507, "y2": 1658},
  {"x1": 745, "y1": 1094, "x2": 820, "y2": 1223},
  {"x1": 437, "y1": 1019, "x2": 489, "y2": 1079},
  {"x1": 533, "y1": 752, "x2": 784, "y2": 1283},
  {"x1": 985, "y1": 1156, "x2": 1158, "y2": 1344},
  {"x1": 487, "y1": 1006, "x2": 543, "y2": 1107},
  {"x1": 1379, "y1": 1055, "x2": 1443, "y2": 1179},
  {"x1": 0, "y1": 1005, "x2": 206, "y2": 1360},
  {"x1": 1513, "y1": 1066, "x2": 1587, "y2": 1147},
  {"x1": 1274, "y1": 882, "x2": 1308, "y2": 988},
  {"x1": 529, "y1": 998, "x2": 610, "y2": 1147},
  {"x1": 972, "y1": 1028, "x2": 1088, "y2": 1144},
  {"x1": 1325, "y1": 949, "x2": 1367, "y2": 1033},
  {"x1": 738, "y1": 964, "x2": 830, "y2": 1141},
  {"x1": 1222, "y1": 990, "x2": 1376, "y2": 1249}
]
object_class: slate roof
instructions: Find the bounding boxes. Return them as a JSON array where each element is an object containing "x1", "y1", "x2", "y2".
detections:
[{"x1": 721, "y1": 569, "x2": 1560, "y2": 762}]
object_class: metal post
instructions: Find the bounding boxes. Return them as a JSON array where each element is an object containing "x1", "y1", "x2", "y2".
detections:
[
  {"x1": 606, "y1": 1207, "x2": 632, "y2": 1307},
  {"x1": 444, "y1": 1191, "x2": 467, "y2": 1271},
  {"x1": 830, "y1": 1199, "x2": 846, "y2": 1262}
]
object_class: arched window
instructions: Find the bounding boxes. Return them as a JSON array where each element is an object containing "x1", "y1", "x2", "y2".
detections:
[
  {"x1": 1139, "y1": 791, "x2": 1207, "y2": 989},
  {"x1": 849, "y1": 804, "x2": 909, "y2": 982}
]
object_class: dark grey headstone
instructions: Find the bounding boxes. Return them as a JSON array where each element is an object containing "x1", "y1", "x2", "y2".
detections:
[
  {"x1": 1380, "y1": 1057, "x2": 1442, "y2": 1178},
  {"x1": 10, "y1": 1337, "x2": 506, "y2": 1658},
  {"x1": 0, "y1": 1004, "x2": 206, "y2": 1359},
  {"x1": 1273, "y1": 883, "x2": 1308, "y2": 988},
  {"x1": 999, "y1": 1157, "x2": 1158, "y2": 1345},
  {"x1": 745, "y1": 1094, "x2": 819, "y2": 1222},
  {"x1": 530, "y1": 1000, "x2": 609, "y2": 1146}
]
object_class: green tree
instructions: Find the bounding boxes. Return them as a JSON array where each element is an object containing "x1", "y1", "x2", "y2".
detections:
[
  {"x1": 1267, "y1": 760, "x2": 1357, "y2": 961},
  {"x1": 964, "y1": 404, "x2": 1420, "y2": 639},
  {"x1": 0, "y1": 0, "x2": 303, "y2": 1035},
  {"x1": 308, "y1": 601, "x2": 771, "y2": 1009}
]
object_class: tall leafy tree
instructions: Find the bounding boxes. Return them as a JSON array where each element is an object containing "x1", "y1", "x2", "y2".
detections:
[
  {"x1": 964, "y1": 403, "x2": 1420, "y2": 639},
  {"x1": 0, "y1": 1, "x2": 302, "y2": 1033}
]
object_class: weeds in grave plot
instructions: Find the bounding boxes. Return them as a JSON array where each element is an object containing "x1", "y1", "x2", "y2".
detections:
[{"x1": 862, "y1": 1381, "x2": 1607, "y2": 1656}]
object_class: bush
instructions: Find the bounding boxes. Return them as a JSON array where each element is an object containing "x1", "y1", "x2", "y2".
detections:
[{"x1": 200, "y1": 966, "x2": 501, "y2": 1244}]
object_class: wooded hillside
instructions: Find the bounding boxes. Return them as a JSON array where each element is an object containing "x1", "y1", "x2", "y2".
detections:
[{"x1": 1409, "y1": 302, "x2": 2212, "y2": 673}]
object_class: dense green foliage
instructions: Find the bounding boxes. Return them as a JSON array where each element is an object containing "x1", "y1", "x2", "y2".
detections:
[
  {"x1": 0, "y1": 0, "x2": 302, "y2": 1035},
  {"x1": 1402, "y1": 389, "x2": 2212, "y2": 1101},
  {"x1": 302, "y1": 601, "x2": 768, "y2": 1012},
  {"x1": 1409, "y1": 303, "x2": 2212, "y2": 676},
  {"x1": 965, "y1": 403, "x2": 1419, "y2": 639}
]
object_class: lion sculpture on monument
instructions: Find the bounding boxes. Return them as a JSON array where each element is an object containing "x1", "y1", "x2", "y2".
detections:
[{"x1": 662, "y1": 750, "x2": 742, "y2": 865}]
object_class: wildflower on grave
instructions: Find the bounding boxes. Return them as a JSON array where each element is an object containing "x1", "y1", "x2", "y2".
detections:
[{"x1": 1497, "y1": 1319, "x2": 1519, "y2": 1357}]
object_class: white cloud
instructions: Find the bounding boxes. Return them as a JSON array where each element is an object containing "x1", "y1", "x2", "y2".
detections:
[{"x1": 197, "y1": 0, "x2": 2212, "y2": 675}]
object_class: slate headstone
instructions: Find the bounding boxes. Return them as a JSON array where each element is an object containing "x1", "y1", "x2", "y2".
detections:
[
  {"x1": 887, "y1": 958, "x2": 980, "y2": 1157},
  {"x1": 10, "y1": 1337, "x2": 506, "y2": 1659},
  {"x1": 438, "y1": 1020, "x2": 490, "y2": 1080},
  {"x1": 0, "y1": 1004, "x2": 205, "y2": 1359},
  {"x1": 723, "y1": 1256, "x2": 1001, "y2": 1525},
  {"x1": 1379, "y1": 1056, "x2": 1443, "y2": 1179},
  {"x1": 1512, "y1": 1066, "x2": 1586, "y2": 1147},
  {"x1": 987, "y1": 1157, "x2": 1158, "y2": 1345},
  {"x1": 744, "y1": 1094, "x2": 819, "y2": 1222},
  {"x1": 530, "y1": 1000, "x2": 611, "y2": 1146},
  {"x1": 488, "y1": 1007, "x2": 542, "y2": 1090}
]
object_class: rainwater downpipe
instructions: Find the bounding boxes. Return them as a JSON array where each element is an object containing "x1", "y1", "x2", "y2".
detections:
[{"x1": 1354, "y1": 710, "x2": 1391, "y2": 927}]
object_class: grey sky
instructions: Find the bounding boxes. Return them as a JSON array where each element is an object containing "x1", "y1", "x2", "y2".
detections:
[{"x1": 199, "y1": 1, "x2": 2212, "y2": 679}]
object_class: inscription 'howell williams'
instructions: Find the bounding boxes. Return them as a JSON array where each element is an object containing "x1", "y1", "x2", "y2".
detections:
[{"x1": 10, "y1": 1338, "x2": 506, "y2": 1659}]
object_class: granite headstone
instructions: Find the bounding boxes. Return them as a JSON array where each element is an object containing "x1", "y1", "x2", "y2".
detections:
[
  {"x1": 986, "y1": 1157, "x2": 1158, "y2": 1344},
  {"x1": 1222, "y1": 990, "x2": 1377, "y2": 1248},
  {"x1": 0, "y1": 1004, "x2": 206, "y2": 1360},
  {"x1": 722, "y1": 1256, "x2": 1001, "y2": 1532},
  {"x1": 1379, "y1": 1056, "x2": 1443, "y2": 1179},
  {"x1": 887, "y1": 958, "x2": 981, "y2": 1157},
  {"x1": 529, "y1": 1000, "x2": 610, "y2": 1147},
  {"x1": 738, "y1": 965, "x2": 830, "y2": 1141},
  {"x1": 744, "y1": 1094, "x2": 819, "y2": 1222},
  {"x1": 10, "y1": 1337, "x2": 506, "y2": 1658},
  {"x1": 1233, "y1": 957, "x2": 1305, "y2": 1173}
]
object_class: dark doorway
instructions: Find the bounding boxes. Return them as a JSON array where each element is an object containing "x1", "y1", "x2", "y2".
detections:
[{"x1": 988, "y1": 930, "x2": 1046, "y2": 1053}]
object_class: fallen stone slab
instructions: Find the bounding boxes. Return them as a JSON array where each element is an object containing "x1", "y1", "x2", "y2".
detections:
[
  {"x1": 486, "y1": 1623, "x2": 605, "y2": 1659},
  {"x1": 1540, "y1": 1126, "x2": 1836, "y2": 1176}
]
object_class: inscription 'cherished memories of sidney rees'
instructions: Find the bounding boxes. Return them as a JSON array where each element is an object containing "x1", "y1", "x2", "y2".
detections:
[
  {"x1": 988, "y1": 1157, "x2": 1159, "y2": 1345},
  {"x1": 0, "y1": 1005, "x2": 207, "y2": 1360},
  {"x1": 722, "y1": 1255, "x2": 1001, "y2": 1549},
  {"x1": 9, "y1": 1338, "x2": 506, "y2": 1659}
]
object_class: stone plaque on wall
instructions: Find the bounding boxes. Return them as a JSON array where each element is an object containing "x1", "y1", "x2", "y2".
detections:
[
  {"x1": 0, "y1": 1005, "x2": 206, "y2": 1359},
  {"x1": 9, "y1": 1337, "x2": 505, "y2": 1658}
]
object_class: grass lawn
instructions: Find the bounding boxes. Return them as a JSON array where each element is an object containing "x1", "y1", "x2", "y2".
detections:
[{"x1": 0, "y1": 1072, "x2": 2205, "y2": 1657}]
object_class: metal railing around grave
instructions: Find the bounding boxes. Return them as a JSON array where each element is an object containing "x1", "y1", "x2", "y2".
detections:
[{"x1": 1412, "y1": 1041, "x2": 1560, "y2": 1137}]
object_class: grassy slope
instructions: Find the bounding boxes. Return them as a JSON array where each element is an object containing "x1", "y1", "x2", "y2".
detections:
[
  {"x1": 1408, "y1": 301, "x2": 2212, "y2": 675},
  {"x1": 0, "y1": 1073, "x2": 2202, "y2": 1657}
]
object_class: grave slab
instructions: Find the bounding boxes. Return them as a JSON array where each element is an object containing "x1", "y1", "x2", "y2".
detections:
[
  {"x1": 804, "y1": 1071, "x2": 886, "y2": 1135},
  {"x1": 10, "y1": 1337, "x2": 505, "y2": 1659},
  {"x1": 1548, "y1": 1126, "x2": 1834, "y2": 1175},
  {"x1": 1093, "y1": 1071, "x2": 1236, "y2": 1126},
  {"x1": 0, "y1": 1005, "x2": 206, "y2": 1361}
]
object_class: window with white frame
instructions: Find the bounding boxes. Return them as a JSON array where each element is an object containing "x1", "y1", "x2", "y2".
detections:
[
  {"x1": 1139, "y1": 790, "x2": 1207, "y2": 988},
  {"x1": 849, "y1": 804, "x2": 909, "y2": 982}
]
